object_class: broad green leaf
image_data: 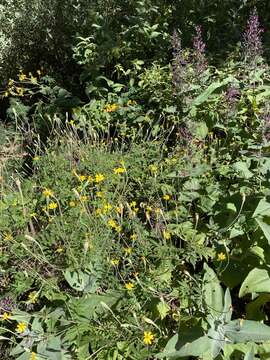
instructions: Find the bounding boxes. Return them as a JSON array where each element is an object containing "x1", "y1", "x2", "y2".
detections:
[
  {"x1": 203, "y1": 264, "x2": 224, "y2": 319},
  {"x1": 232, "y1": 161, "x2": 253, "y2": 179},
  {"x1": 244, "y1": 348, "x2": 254, "y2": 360},
  {"x1": 256, "y1": 218, "x2": 270, "y2": 244},
  {"x1": 225, "y1": 319, "x2": 270, "y2": 343},
  {"x1": 222, "y1": 288, "x2": 232, "y2": 323},
  {"x1": 239, "y1": 268, "x2": 270, "y2": 297},
  {"x1": 195, "y1": 122, "x2": 208, "y2": 139},
  {"x1": 252, "y1": 199, "x2": 270, "y2": 218}
]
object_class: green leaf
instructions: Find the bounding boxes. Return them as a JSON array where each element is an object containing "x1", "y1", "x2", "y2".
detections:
[
  {"x1": 203, "y1": 264, "x2": 224, "y2": 319},
  {"x1": 225, "y1": 319, "x2": 270, "y2": 343},
  {"x1": 232, "y1": 161, "x2": 253, "y2": 179},
  {"x1": 195, "y1": 122, "x2": 208, "y2": 139},
  {"x1": 256, "y1": 218, "x2": 270, "y2": 244},
  {"x1": 157, "y1": 299, "x2": 170, "y2": 320},
  {"x1": 252, "y1": 199, "x2": 270, "y2": 218},
  {"x1": 239, "y1": 268, "x2": 270, "y2": 297}
]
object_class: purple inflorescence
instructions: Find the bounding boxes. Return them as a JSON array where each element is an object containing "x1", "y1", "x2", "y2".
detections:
[
  {"x1": 243, "y1": 8, "x2": 263, "y2": 60},
  {"x1": 192, "y1": 25, "x2": 208, "y2": 74},
  {"x1": 0, "y1": 296, "x2": 16, "y2": 314},
  {"x1": 171, "y1": 29, "x2": 186, "y2": 88}
]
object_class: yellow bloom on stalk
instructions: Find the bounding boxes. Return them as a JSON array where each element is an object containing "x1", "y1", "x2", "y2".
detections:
[
  {"x1": 95, "y1": 173, "x2": 105, "y2": 183},
  {"x1": 43, "y1": 188, "x2": 54, "y2": 197},
  {"x1": 125, "y1": 282, "x2": 135, "y2": 290},
  {"x1": 143, "y1": 331, "x2": 155, "y2": 345},
  {"x1": 104, "y1": 103, "x2": 119, "y2": 113},
  {"x1": 3, "y1": 232, "x2": 13, "y2": 241},
  {"x1": 18, "y1": 72, "x2": 27, "y2": 81},
  {"x1": 217, "y1": 252, "x2": 226, "y2": 261},
  {"x1": 30, "y1": 352, "x2": 37, "y2": 360},
  {"x1": 28, "y1": 292, "x2": 38, "y2": 304},
  {"x1": 79, "y1": 175, "x2": 87, "y2": 182},
  {"x1": 69, "y1": 201, "x2": 76, "y2": 207},
  {"x1": 88, "y1": 175, "x2": 94, "y2": 183},
  {"x1": 113, "y1": 167, "x2": 126, "y2": 174},
  {"x1": 80, "y1": 195, "x2": 88, "y2": 202},
  {"x1": 2, "y1": 312, "x2": 11, "y2": 321},
  {"x1": 130, "y1": 233, "x2": 137, "y2": 241},
  {"x1": 149, "y1": 164, "x2": 158, "y2": 173},
  {"x1": 110, "y1": 259, "x2": 120, "y2": 266},
  {"x1": 55, "y1": 247, "x2": 64, "y2": 253},
  {"x1": 16, "y1": 322, "x2": 27, "y2": 333},
  {"x1": 103, "y1": 203, "x2": 112, "y2": 213},
  {"x1": 124, "y1": 247, "x2": 133, "y2": 255},
  {"x1": 96, "y1": 191, "x2": 104, "y2": 198},
  {"x1": 163, "y1": 230, "x2": 171, "y2": 240},
  {"x1": 33, "y1": 156, "x2": 40, "y2": 161},
  {"x1": 163, "y1": 194, "x2": 171, "y2": 201},
  {"x1": 48, "y1": 202, "x2": 57, "y2": 210}
]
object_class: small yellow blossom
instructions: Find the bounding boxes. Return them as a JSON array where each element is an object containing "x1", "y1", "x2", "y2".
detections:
[
  {"x1": 28, "y1": 292, "x2": 38, "y2": 304},
  {"x1": 96, "y1": 191, "x2": 104, "y2": 198},
  {"x1": 79, "y1": 175, "x2": 87, "y2": 181},
  {"x1": 56, "y1": 247, "x2": 64, "y2": 253},
  {"x1": 18, "y1": 72, "x2": 27, "y2": 81},
  {"x1": 96, "y1": 208, "x2": 103, "y2": 215},
  {"x1": 87, "y1": 175, "x2": 94, "y2": 183},
  {"x1": 125, "y1": 282, "x2": 135, "y2": 290},
  {"x1": 48, "y1": 202, "x2": 58, "y2": 210},
  {"x1": 163, "y1": 230, "x2": 171, "y2": 240},
  {"x1": 217, "y1": 252, "x2": 226, "y2": 261},
  {"x1": 15, "y1": 87, "x2": 24, "y2": 96},
  {"x1": 130, "y1": 233, "x2": 137, "y2": 241},
  {"x1": 69, "y1": 201, "x2": 76, "y2": 207},
  {"x1": 143, "y1": 331, "x2": 154, "y2": 345},
  {"x1": 149, "y1": 164, "x2": 158, "y2": 173},
  {"x1": 2, "y1": 312, "x2": 11, "y2": 321},
  {"x1": 163, "y1": 194, "x2": 171, "y2": 201},
  {"x1": 124, "y1": 247, "x2": 133, "y2": 255},
  {"x1": 33, "y1": 156, "x2": 40, "y2": 161},
  {"x1": 95, "y1": 173, "x2": 105, "y2": 183},
  {"x1": 110, "y1": 259, "x2": 120, "y2": 266},
  {"x1": 43, "y1": 188, "x2": 54, "y2": 197},
  {"x1": 80, "y1": 195, "x2": 88, "y2": 202},
  {"x1": 108, "y1": 219, "x2": 117, "y2": 228},
  {"x1": 30, "y1": 352, "x2": 37, "y2": 360},
  {"x1": 114, "y1": 167, "x2": 126, "y2": 174},
  {"x1": 3, "y1": 232, "x2": 13, "y2": 241},
  {"x1": 16, "y1": 322, "x2": 27, "y2": 333},
  {"x1": 103, "y1": 203, "x2": 112, "y2": 213},
  {"x1": 104, "y1": 103, "x2": 119, "y2": 113}
]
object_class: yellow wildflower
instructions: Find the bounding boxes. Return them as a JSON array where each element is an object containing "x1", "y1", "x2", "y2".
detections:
[
  {"x1": 163, "y1": 230, "x2": 171, "y2": 240},
  {"x1": 16, "y1": 322, "x2": 27, "y2": 333},
  {"x1": 33, "y1": 156, "x2": 40, "y2": 161},
  {"x1": 80, "y1": 195, "x2": 88, "y2": 202},
  {"x1": 28, "y1": 292, "x2": 38, "y2": 304},
  {"x1": 113, "y1": 167, "x2": 126, "y2": 174},
  {"x1": 56, "y1": 247, "x2": 64, "y2": 253},
  {"x1": 2, "y1": 312, "x2": 11, "y2": 321},
  {"x1": 87, "y1": 175, "x2": 94, "y2": 183},
  {"x1": 96, "y1": 191, "x2": 104, "y2": 198},
  {"x1": 149, "y1": 164, "x2": 158, "y2": 173},
  {"x1": 79, "y1": 175, "x2": 87, "y2": 181},
  {"x1": 217, "y1": 252, "x2": 226, "y2": 261},
  {"x1": 42, "y1": 188, "x2": 54, "y2": 197},
  {"x1": 18, "y1": 72, "x2": 27, "y2": 81},
  {"x1": 125, "y1": 282, "x2": 135, "y2": 290},
  {"x1": 30, "y1": 352, "x2": 37, "y2": 360},
  {"x1": 124, "y1": 247, "x2": 133, "y2": 255},
  {"x1": 15, "y1": 87, "x2": 24, "y2": 97},
  {"x1": 104, "y1": 103, "x2": 119, "y2": 113},
  {"x1": 143, "y1": 331, "x2": 154, "y2": 345},
  {"x1": 3, "y1": 232, "x2": 13, "y2": 241},
  {"x1": 69, "y1": 201, "x2": 76, "y2": 207},
  {"x1": 110, "y1": 259, "x2": 120, "y2": 266},
  {"x1": 48, "y1": 202, "x2": 57, "y2": 210},
  {"x1": 95, "y1": 173, "x2": 105, "y2": 183},
  {"x1": 103, "y1": 203, "x2": 112, "y2": 213},
  {"x1": 163, "y1": 194, "x2": 171, "y2": 201},
  {"x1": 130, "y1": 233, "x2": 137, "y2": 241}
]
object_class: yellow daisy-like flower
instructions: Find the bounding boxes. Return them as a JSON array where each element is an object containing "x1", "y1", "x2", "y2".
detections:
[
  {"x1": 3, "y1": 232, "x2": 13, "y2": 241},
  {"x1": 96, "y1": 191, "x2": 104, "y2": 198},
  {"x1": 55, "y1": 247, "x2": 64, "y2": 253},
  {"x1": 33, "y1": 156, "x2": 40, "y2": 161},
  {"x1": 217, "y1": 252, "x2": 226, "y2": 261},
  {"x1": 16, "y1": 322, "x2": 27, "y2": 333},
  {"x1": 28, "y1": 292, "x2": 38, "y2": 304},
  {"x1": 108, "y1": 219, "x2": 117, "y2": 228},
  {"x1": 103, "y1": 203, "x2": 112, "y2": 213},
  {"x1": 2, "y1": 312, "x2": 11, "y2": 321},
  {"x1": 130, "y1": 233, "x2": 137, "y2": 241},
  {"x1": 125, "y1": 282, "x2": 135, "y2": 290},
  {"x1": 104, "y1": 103, "x2": 119, "y2": 113},
  {"x1": 69, "y1": 201, "x2": 76, "y2": 207},
  {"x1": 30, "y1": 352, "x2": 37, "y2": 360},
  {"x1": 163, "y1": 230, "x2": 171, "y2": 240},
  {"x1": 87, "y1": 175, "x2": 94, "y2": 183},
  {"x1": 143, "y1": 331, "x2": 154, "y2": 345},
  {"x1": 43, "y1": 188, "x2": 54, "y2": 197},
  {"x1": 163, "y1": 194, "x2": 171, "y2": 201},
  {"x1": 110, "y1": 259, "x2": 120, "y2": 266},
  {"x1": 113, "y1": 167, "x2": 126, "y2": 174},
  {"x1": 48, "y1": 202, "x2": 58, "y2": 210},
  {"x1": 124, "y1": 247, "x2": 133, "y2": 255},
  {"x1": 95, "y1": 173, "x2": 105, "y2": 183},
  {"x1": 18, "y1": 72, "x2": 27, "y2": 81},
  {"x1": 80, "y1": 195, "x2": 88, "y2": 202},
  {"x1": 149, "y1": 164, "x2": 158, "y2": 173},
  {"x1": 79, "y1": 175, "x2": 87, "y2": 181}
]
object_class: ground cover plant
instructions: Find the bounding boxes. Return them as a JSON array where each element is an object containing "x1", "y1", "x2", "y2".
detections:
[{"x1": 3, "y1": 2, "x2": 270, "y2": 359}]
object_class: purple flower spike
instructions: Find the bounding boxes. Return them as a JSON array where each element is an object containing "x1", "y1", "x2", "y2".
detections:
[
  {"x1": 192, "y1": 26, "x2": 208, "y2": 75},
  {"x1": 243, "y1": 8, "x2": 263, "y2": 61}
]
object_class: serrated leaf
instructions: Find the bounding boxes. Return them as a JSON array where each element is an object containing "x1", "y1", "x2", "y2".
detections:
[{"x1": 157, "y1": 299, "x2": 170, "y2": 320}]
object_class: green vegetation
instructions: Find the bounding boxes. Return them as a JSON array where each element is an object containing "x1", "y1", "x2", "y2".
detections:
[{"x1": 2, "y1": 1, "x2": 270, "y2": 359}]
